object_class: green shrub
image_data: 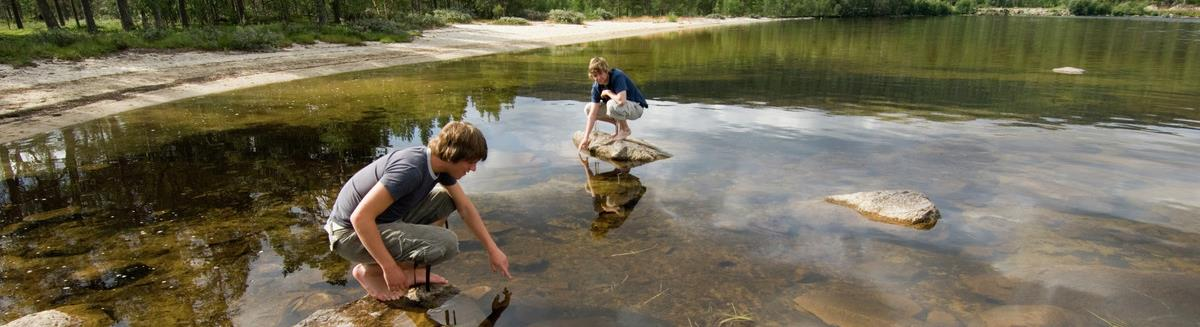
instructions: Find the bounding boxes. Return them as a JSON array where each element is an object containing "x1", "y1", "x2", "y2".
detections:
[
  {"x1": 347, "y1": 18, "x2": 408, "y2": 35},
  {"x1": 668, "y1": 11, "x2": 679, "y2": 22},
  {"x1": 493, "y1": 17, "x2": 531, "y2": 25},
  {"x1": 139, "y1": 28, "x2": 172, "y2": 41},
  {"x1": 522, "y1": 9, "x2": 548, "y2": 21},
  {"x1": 548, "y1": 9, "x2": 586, "y2": 24},
  {"x1": 221, "y1": 27, "x2": 285, "y2": 51},
  {"x1": 954, "y1": 0, "x2": 978, "y2": 14},
  {"x1": 1111, "y1": 1, "x2": 1148, "y2": 15},
  {"x1": 397, "y1": 13, "x2": 448, "y2": 29},
  {"x1": 35, "y1": 29, "x2": 89, "y2": 47},
  {"x1": 911, "y1": 0, "x2": 954, "y2": 15},
  {"x1": 492, "y1": 4, "x2": 506, "y2": 18},
  {"x1": 433, "y1": 9, "x2": 473, "y2": 23},
  {"x1": 591, "y1": 8, "x2": 615, "y2": 20},
  {"x1": 1068, "y1": 0, "x2": 1112, "y2": 15},
  {"x1": 705, "y1": 13, "x2": 728, "y2": 19}
]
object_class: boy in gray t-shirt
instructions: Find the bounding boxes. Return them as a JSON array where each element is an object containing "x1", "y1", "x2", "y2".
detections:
[{"x1": 324, "y1": 121, "x2": 511, "y2": 301}]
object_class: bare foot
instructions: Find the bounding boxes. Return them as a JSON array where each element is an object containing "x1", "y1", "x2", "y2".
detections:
[
  {"x1": 353, "y1": 264, "x2": 402, "y2": 301},
  {"x1": 613, "y1": 131, "x2": 630, "y2": 142}
]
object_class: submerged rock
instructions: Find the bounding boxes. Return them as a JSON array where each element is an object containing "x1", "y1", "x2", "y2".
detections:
[
  {"x1": 2, "y1": 304, "x2": 114, "y2": 327},
  {"x1": 572, "y1": 131, "x2": 672, "y2": 168},
  {"x1": 1052, "y1": 67, "x2": 1085, "y2": 75},
  {"x1": 825, "y1": 190, "x2": 940, "y2": 229},
  {"x1": 792, "y1": 287, "x2": 922, "y2": 326},
  {"x1": 972, "y1": 305, "x2": 1087, "y2": 326}
]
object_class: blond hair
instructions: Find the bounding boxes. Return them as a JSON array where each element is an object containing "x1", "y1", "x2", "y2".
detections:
[
  {"x1": 428, "y1": 121, "x2": 488, "y2": 163},
  {"x1": 588, "y1": 57, "x2": 610, "y2": 78}
]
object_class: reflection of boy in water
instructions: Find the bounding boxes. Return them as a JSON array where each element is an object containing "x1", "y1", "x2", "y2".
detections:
[{"x1": 580, "y1": 158, "x2": 647, "y2": 238}]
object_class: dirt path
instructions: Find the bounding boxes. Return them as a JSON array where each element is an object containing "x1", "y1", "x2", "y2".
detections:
[{"x1": 0, "y1": 18, "x2": 772, "y2": 143}]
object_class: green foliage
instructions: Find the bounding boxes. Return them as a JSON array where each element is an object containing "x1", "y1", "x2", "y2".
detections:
[
  {"x1": 1111, "y1": 2, "x2": 1148, "y2": 15},
  {"x1": 347, "y1": 18, "x2": 408, "y2": 35},
  {"x1": 705, "y1": 13, "x2": 727, "y2": 19},
  {"x1": 522, "y1": 9, "x2": 548, "y2": 21},
  {"x1": 1068, "y1": 0, "x2": 1112, "y2": 15},
  {"x1": 547, "y1": 9, "x2": 585, "y2": 24},
  {"x1": 591, "y1": 8, "x2": 615, "y2": 20},
  {"x1": 433, "y1": 9, "x2": 474, "y2": 23},
  {"x1": 954, "y1": 0, "x2": 978, "y2": 14},
  {"x1": 493, "y1": 4, "x2": 506, "y2": 18},
  {"x1": 668, "y1": 12, "x2": 679, "y2": 21},
  {"x1": 493, "y1": 17, "x2": 530, "y2": 25},
  {"x1": 912, "y1": 0, "x2": 955, "y2": 15},
  {"x1": 396, "y1": 13, "x2": 449, "y2": 29},
  {"x1": 223, "y1": 27, "x2": 287, "y2": 51}
]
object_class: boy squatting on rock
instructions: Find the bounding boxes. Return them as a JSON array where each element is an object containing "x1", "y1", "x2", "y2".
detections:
[
  {"x1": 577, "y1": 57, "x2": 650, "y2": 152},
  {"x1": 325, "y1": 121, "x2": 511, "y2": 300}
]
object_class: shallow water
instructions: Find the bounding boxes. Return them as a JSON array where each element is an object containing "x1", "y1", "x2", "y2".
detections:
[{"x1": 2, "y1": 17, "x2": 1200, "y2": 326}]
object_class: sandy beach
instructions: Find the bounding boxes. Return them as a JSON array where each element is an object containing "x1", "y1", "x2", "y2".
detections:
[{"x1": 0, "y1": 18, "x2": 771, "y2": 143}]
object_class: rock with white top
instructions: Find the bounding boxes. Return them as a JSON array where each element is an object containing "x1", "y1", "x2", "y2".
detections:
[{"x1": 825, "y1": 190, "x2": 940, "y2": 229}]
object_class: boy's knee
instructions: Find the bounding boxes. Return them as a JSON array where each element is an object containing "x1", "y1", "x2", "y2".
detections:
[{"x1": 428, "y1": 228, "x2": 460, "y2": 264}]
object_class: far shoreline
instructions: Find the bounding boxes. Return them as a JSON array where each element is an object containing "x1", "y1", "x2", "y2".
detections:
[{"x1": 0, "y1": 18, "x2": 778, "y2": 144}]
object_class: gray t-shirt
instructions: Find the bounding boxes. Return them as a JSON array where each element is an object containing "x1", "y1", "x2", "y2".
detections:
[{"x1": 329, "y1": 146, "x2": 457, "y2": 229}]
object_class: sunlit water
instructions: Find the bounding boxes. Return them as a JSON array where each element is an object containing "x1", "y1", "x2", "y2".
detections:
[{"x1": 3, "y1": 17, "x2": 1199, "y2": 326}]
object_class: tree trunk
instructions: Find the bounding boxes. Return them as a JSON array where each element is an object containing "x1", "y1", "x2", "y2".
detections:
[
  {"x1": 8, "y1": 0, "x2": 24, "y2": 29},
  {"x1": 35, "y1": 0, "x2": 59, "y2": 29},
  {"x1": 331, "y1": 0, "x2": 340, "y2": 23},
  {"x1": 177, "y1": 0, "x2": 188, "y2": 27},
  {"x1": 115, "y1": 0, "x2": 134, "y2": 30},
  {"x1": 138, "y1": 8, "x2": 146, "y2": 27},
  {"x1": 0, "y1": 145, "x2": 24, "y2": 225},
  {"x1": 153, "y1": 1, "x2": 163, "y2": 28},
  {"x1": 235, "y1": 0, "x2": 245, "y2": 24},
  {"x1": 80, "y1": 0, "x2": 95, "y2": 32},
  {"x1": 315, "y1": 0, "x2": 326, "y2": 24},
  {"x1": 69, "y1": 0, "x2": 80, "y2": 28},
  {"x1": 51, "y1": 0, "x2": 65, "y2": 26}
]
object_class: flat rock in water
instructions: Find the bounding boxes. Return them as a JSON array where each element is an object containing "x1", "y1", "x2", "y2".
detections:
[
  {"x1": 294, "y1": 284, "x2": 460, "y2": 327},
  {"x1": 1052, "y1": 67, "x2": 1085, "y2": 75},
  {"x1": 572, "y1": 131, "x2": 671, "y2": 168},
  {"x1": 825, "y1": 190, "x2": 940, "y2": 229}
]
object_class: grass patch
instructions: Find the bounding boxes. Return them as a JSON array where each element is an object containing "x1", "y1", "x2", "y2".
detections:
[{"x1": 1, "y1": 19, "x2": 427, "y2": 66}]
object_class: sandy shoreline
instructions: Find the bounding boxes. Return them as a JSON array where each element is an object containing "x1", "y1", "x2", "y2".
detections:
[{"x1": 0, "y1": 18, "x2": 773, "y2": 144}]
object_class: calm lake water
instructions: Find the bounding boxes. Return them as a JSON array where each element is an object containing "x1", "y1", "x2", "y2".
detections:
[{"x1": 3, "y1": 16, "x2": 1200, "y2": 326}]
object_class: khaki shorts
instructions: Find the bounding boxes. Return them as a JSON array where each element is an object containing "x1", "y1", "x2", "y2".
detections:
[
  {"x1": 325, "y1": 187, "x2": 460, "y2": 265},
  {"x1": 587, "y1": 100, "x2": 644, "y2": 121}
]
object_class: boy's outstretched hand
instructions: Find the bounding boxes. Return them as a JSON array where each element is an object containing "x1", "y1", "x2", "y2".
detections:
[{"x1": 489, "y1": 248, "x2": 512, "y2": 279}]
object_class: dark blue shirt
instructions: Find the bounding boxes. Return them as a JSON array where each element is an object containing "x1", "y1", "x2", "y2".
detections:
[{"x1": 591, "y1": 68, "x2": 648, "y2": 108}]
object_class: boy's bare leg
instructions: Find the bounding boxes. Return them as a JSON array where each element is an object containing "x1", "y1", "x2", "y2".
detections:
[
  {"x1": 614, "y1": 120, "x2": 631, "y2": 141},
  {"x1": 353, "y1": 263, "x2": 405, "y2": 300}
]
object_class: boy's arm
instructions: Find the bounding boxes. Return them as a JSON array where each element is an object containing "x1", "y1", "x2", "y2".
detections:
[
  {"x1": 606, "y1": 74, "x2": 630, "y2": 105},
  {"x1": 445, "y1": 183, "x2": 512, "y2": 278},
  {"x1": 350, "y1": 182, "x2": 409, "y2": 293}
]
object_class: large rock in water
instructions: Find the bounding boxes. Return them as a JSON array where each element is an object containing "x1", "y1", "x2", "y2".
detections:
[
  {"x1": 1052, "y1": 67, "x2": 1085, "y2": 75},
  {"x1": 2, "y1": 304, "x2": 114, "y2": 327},
  {"x1": 294, "y1": 284, "x2": 460, "y2": 327},
  {"x1": 825, "y1": 190, "x2": 940, "y2": 229},
  {"x1": 572, "y1": 131, "x2": 671, "y2": 168}
]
